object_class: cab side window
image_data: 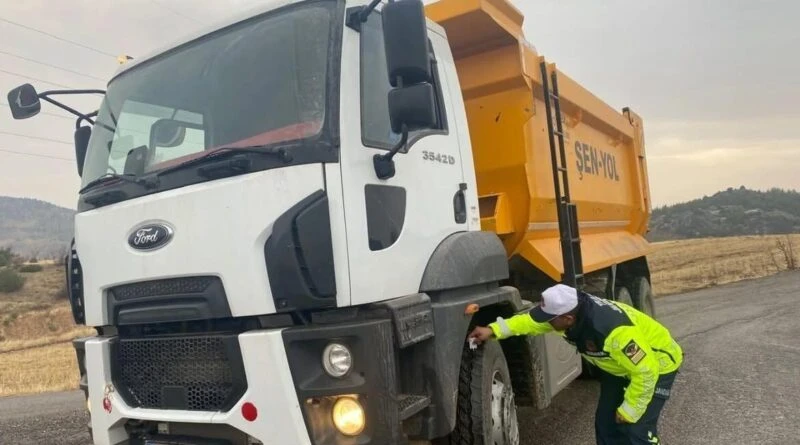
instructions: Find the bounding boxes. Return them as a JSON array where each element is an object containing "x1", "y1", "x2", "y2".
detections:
[{"x1": 360, "y1": 11, "x2": 447, "y2": 150}]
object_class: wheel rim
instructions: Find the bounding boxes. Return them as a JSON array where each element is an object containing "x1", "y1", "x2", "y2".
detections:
[{"x1": 490, "y1": 370, "x2": 519, "y2": 445}]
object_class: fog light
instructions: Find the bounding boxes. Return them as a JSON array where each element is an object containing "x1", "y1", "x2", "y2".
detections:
[
  {"x1": 322, "y1": 343, "x2": 352, "y2": 378},
  {"x1": 332, "y1": 397, "x2": 365, "y2": 436}
]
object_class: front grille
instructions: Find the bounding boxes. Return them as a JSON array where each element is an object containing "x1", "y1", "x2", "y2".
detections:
[
  {"x1": 112, "y1": 334, "x2": 246, "y2": 412},
  {"x1": 110, "y1": 276, "x2": 216, "y2": 301}
]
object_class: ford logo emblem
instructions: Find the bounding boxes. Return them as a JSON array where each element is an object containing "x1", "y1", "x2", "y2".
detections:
[{"x1": 128, "y1": 223, "x2": 174, "y2": 251}]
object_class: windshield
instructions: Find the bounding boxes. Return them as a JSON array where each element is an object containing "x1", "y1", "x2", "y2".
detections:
[{"x1": 81, "y1": 2, "x2": 335, "y2": 188}]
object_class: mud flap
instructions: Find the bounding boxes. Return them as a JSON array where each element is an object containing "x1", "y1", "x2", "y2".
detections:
[{"x1": 539, "y1": 333, "x2": 582, "y2": 401}]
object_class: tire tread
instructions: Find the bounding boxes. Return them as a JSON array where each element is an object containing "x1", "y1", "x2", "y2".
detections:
[{"x1": 446, "y1": 341, "x2": 509, "y2": 445}]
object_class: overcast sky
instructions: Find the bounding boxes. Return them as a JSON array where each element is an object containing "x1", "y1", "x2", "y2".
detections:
[{"x1": 1, "y1": 0, "x2": 798, "y2": 209}]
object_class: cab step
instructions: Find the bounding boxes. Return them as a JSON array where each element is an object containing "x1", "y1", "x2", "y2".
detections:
[{"x1": 399, "y1": 394, "x2": 430, "y2": 420}]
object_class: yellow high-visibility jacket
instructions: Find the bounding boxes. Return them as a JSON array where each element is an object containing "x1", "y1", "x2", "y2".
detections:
[{"x1": 488, "y1": 293, "x2": 683, "y2": 423}]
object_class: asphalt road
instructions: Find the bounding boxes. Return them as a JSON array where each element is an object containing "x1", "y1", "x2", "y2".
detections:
[{"x1": 1, "y1": 272, "x2": 798, "y2": 445}]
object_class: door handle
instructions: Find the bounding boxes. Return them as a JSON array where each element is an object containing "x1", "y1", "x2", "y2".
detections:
[{"x1": 453, "y1": 183, "x2": 467, "y2": 224}]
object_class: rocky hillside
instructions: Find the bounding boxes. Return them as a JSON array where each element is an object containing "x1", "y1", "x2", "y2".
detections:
[
  {"x1": 0, "y1": 197, "x2": 74, "y2": 259},
  {"x1": 648, "y1": 187, "x2": 800, "y2": 241}
]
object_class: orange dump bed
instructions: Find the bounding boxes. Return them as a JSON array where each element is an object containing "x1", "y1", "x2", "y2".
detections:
[{"x1": 426, "y1": 0, "x2": 652, "y2": 280}]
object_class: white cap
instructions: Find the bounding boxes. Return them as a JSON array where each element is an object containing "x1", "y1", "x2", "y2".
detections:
[{"x1": 530, "y1": 284, "x2": 579, "y2": 322}]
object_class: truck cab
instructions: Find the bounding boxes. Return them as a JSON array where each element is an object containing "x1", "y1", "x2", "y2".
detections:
[{"x1": 8, "y1": 0, "x2": 654, "y2": 444}]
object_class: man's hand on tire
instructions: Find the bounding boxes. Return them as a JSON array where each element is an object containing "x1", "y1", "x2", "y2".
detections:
[{"x1": 468, "y1": 326, "x2": 495, "y2": 345}]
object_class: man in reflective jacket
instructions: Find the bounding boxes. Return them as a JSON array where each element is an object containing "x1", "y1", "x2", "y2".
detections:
[{"x1": 468, "y1": 283, "x2": 682, "y2": 445}]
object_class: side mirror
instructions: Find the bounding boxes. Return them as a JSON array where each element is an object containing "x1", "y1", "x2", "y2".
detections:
[
  {"x1": 382, "y1": 0, "x2": 431, "y2": 87},
  {"x1": 382, "y1": 0, "x2": 437, "y2": 134},
  {"x1": 150, "y1": 119, "x2": 187, "y2": 148},
  {"x1": 388, "y1": 83, "x2": 437, "y2": 133},
  {"x1": 74, "y1": 126, "x2": 91, "y2": 177},
  {"x1": 373, "y1": 0, "x2": 438, "y2": 181},
  {"x1": 6, "y1": 84, "x2": 41, "y2": 120}
]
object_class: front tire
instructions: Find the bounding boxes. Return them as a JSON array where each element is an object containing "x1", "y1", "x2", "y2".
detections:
[{"x1": 444, "y1": 340, "x2": 519, "y2": 445}]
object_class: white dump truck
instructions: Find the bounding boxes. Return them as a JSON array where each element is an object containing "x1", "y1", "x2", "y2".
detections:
[{"x1": 7, "y1": 0, "x2": 654, "y2": 443}]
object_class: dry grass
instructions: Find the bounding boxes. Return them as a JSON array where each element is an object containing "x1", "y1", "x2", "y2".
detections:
[
  {"x1": 0, "y1": 328, "x2": 94, "y2": 354},
  {"x1": 0, "y1": 263, "x2": 88, "y2": 344},
  {"x1": 0, "y1": 304, "x2": 93, "y2": 347},
  {"x1": 1, "y1": 262, "x2": 66, "y2": 305},
  {"x1": 0, "y1": 303, "x2": 91, "y2": 395},
  {"x1": 0, "y1": 343, "x2": 80, "y2": 396},
  {"x1": 649, "y1": 234, "x2": 800, "y2": 296},
  {"x1": 0, "y1": 262, "x2": 91, "y2": 396}
]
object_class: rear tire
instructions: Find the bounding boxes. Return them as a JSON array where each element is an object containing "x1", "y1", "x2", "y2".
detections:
[
  {"x1": 443, "y1": 340, "x2": 519, "y2": 445},
  {"x1": 629, "y1": 276, "x2": 656, "y2": 318},
  {"x1": 614, "y1": 286, "x2": 634, "y2": 306}
]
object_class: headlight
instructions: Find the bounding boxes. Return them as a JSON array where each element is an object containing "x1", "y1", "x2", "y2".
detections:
[
  {"x1": 332, "y1": 397, "x2": 365, "y2": 436},
  {"x1": 86, "y1": 398, "x2": 91, "y2": 413},
  {"x1": 322, "y1": 343, "x2": 352, "y2": 378}
]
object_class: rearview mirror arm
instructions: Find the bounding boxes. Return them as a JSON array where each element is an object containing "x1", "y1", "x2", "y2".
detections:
[
  {"x1": 40, "y1": 89, "x2": 106, "y2": 96},
  {"x1": 79, "y1": 110, "x2": 99, "y2": 127},
  {"x1": 39, "y1": 95, "x2": 97, "y2": 125},
  {"x1": 38, "y1": 90, "x2": 114, "y2": 133},
  {"x1": 346, "y1": 0, "x2": 382, "y2": 31},
  {"x1": 373, "y1": 123, "x2": 408, "y2": 180}
]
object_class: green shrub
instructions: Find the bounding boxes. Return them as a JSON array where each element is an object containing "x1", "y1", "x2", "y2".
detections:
[
  {"x1": 0, "y1": 248, "x2": 12, "y2": 267},
  {"x1": 0, "y1": 269, "x2": 26, "y2": 293},
  {"x1": 19, "y1": 264, "x2": 44, "y2": 273}
]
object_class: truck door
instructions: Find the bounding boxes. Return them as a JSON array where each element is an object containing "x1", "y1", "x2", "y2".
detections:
[{"x1": 337, "y1": 11, "x2": 469, "y2": 306}]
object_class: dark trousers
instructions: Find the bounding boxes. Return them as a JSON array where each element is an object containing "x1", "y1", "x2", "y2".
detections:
[{"x1": 595, "y1": 370, "x2": 677, "y2": 445}]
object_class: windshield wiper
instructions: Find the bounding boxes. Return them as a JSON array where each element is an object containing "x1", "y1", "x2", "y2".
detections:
[
  {"x1": 154, "y1": 145, "x2": 293, "y2": 178},
  {"x1": 78, "y1": 173, "x2": 156, "y2": 194}
]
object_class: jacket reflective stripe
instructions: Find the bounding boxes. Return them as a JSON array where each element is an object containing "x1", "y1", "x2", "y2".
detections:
[
  {"x1": 495, "y1": 317, "x2": 513, "y2": 338},
  {"x1": 620, "y1": 401, "x2": 638, "y2": 421}
]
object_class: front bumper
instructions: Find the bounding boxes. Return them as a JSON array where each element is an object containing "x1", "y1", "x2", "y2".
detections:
[
  {"x1": 81, "y1": 318, "x2": 406, "y2": 445},
  {"x1": 84, "y1": 330, "x2": 312, "y2": 445}
]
